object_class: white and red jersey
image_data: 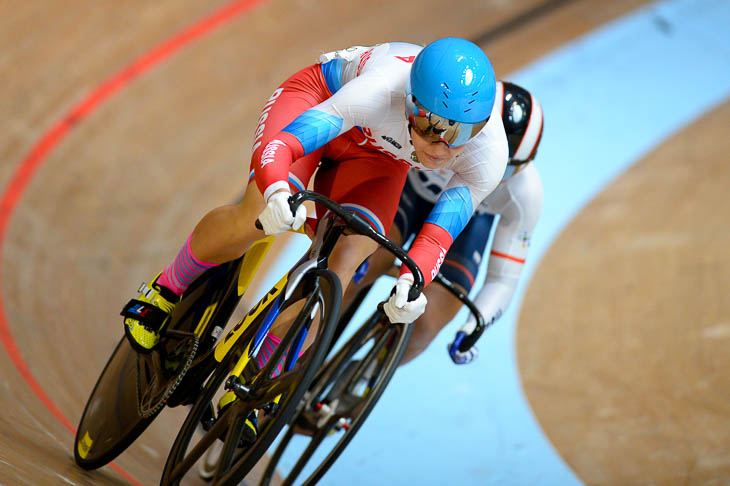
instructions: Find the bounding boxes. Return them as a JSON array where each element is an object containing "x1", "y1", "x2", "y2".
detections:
[{"x1": 256, "y1": 42, "x2": 508, "y2": 285}]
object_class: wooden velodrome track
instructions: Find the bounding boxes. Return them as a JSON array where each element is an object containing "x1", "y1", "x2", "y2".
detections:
[{"x1": 1, "y1": 1, "x2": 727, "y2": 485}]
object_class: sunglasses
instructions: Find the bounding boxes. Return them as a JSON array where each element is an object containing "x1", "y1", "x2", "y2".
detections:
[{"x1": 405, "y1": 95, "x2": 488, "y2": 147}]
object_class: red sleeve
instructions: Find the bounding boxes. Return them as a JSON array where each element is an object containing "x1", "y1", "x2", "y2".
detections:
[
  {"x1": 255, "y1": 132, "x2": 305, "y2": 198},
  {"x1": 399, "y1": 222, "x2": 454, "y2": 286}
]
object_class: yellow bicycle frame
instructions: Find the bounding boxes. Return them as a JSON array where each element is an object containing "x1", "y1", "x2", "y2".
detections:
[{"x1": 212, "y1": 225, "x2": 308, "y2": 376}]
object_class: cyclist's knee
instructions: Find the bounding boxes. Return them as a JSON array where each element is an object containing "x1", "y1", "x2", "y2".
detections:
[
  {"x1": 417, "y1": 283, "x2": 463, "y2": 333},
  {"x1": 328, "y1": 235, "x2": 378, "y2": 285},
  {"x1": 233, "y1": 183, "x2": 267, "y2": 230}
]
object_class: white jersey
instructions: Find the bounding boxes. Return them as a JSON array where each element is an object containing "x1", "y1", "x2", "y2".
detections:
[
  {"x1": 313, "y1": 42, "x2": 508, "y2": 222},
  {"x1": 445, "y1": 161, "x2": 543, "y2": 333}
]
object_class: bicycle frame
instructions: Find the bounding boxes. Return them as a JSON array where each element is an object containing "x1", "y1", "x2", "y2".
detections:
[{"x1": 195, "y1": 191, "x2": 425, "y2": 400}]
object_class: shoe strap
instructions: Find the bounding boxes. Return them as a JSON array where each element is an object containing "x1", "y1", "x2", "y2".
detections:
[{"x1": 120, "y1": 299, "x2": 169, "y2": 330}]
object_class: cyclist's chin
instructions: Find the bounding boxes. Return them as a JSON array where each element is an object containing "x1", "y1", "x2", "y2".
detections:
[
  {"x1": 419, "y1": 157, "x2": 450, "y2": 169},
  {"x1": 413, "y1": 149, "x2": 446, "y2": 168}
]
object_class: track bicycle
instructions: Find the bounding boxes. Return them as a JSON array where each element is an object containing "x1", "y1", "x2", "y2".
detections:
[
  {"x1": 118, "y1": 191, "x2": 421, "y2": 485},
  {"x1": 75, "y1": 191, "x2": 423, "y2": 482},
  {"x1": 255, "y1": 271, "x2": 487, "y2": 486}
]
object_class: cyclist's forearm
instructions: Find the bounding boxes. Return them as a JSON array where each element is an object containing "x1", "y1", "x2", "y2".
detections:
[
  {"x1": 255, "y1": 132, "x2": 304, "y2": 200},
  {"x1": 462, "y1": 276, "x2": 516, "y2": 333},
  {"x1": 399, "y1": 222, "x2": 453, "y2": 286}
]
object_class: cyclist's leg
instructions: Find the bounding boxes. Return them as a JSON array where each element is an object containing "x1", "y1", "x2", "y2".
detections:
[
  {"x1": 401, "y1": 211, "x2": 496, "y2": 364},
  {"x1": 341, "y1": 224, "x2": 402, "y2": 303},
  {"x1": 124, "y1": 65, "x2": 327, "y2": 351},
  {"x1": 314, "y1": 155, "x2": 409, "y2": 291}
]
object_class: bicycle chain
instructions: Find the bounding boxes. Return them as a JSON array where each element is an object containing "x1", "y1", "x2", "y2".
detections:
[{"x1": 136, "y1": 335, "x2": 199, "y2": 419}]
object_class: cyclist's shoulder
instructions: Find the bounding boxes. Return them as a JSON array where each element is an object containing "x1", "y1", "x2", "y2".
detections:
[
  {"x1": 345, "y1": 42, "x2": 420, "y2": 86},
  {"x1": 452, "y1": 114, "x2": 509, "y2": 174},
  {"x1": 502, "y1": 162, "x2": 543, "y2": 206}
]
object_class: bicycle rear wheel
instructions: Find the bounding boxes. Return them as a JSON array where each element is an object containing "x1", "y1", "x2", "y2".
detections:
[
  {"x1": 161, "y1": 268, "x2": 342, "y2": 486},
  {"x1": 257, "y1": 308, "x2": 413, "y2": 486},
  {"x1": 74, "y1": 259, "x2": 243, "y2": 470}
]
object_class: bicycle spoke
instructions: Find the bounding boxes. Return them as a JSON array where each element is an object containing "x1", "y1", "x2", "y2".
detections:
[
  {"x1": 214, "y1": 411, "x2": 248, "y2": 482},
  {"x1": 281, "y1": 425, "x2": 333, "y2": 486},
  {"x1": 347, "y1": 325, "x2": 393, "y2": 394},
  {"x1": 168, "y1": 403, "x2": 230, "y2": 481}
]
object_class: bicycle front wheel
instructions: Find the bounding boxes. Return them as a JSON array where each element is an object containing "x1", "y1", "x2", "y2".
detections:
[
  {"x1": 258, "y1": 309, "x2": 413, "y2": 486},
  {"x1": 161, "y1": 268, "x2": 342, "y2": 486}
]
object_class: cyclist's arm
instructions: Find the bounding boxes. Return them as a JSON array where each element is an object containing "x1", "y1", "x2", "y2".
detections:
[
  {"x1": 254, "y1": 73, "x2": 390, "y2": 200},
  {"x1": 400, "y1": 130, "x2": 509, "y2": 286},
  {"x1": 463, "y1": 162, "x2": 543, "y2": 331}
]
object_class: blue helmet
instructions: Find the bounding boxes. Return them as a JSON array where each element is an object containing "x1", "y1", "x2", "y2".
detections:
[{"x1": 405, "y1": 37, "x2": 496, "y2": 146}]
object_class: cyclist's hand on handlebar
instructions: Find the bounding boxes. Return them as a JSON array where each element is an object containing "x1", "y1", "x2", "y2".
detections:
[
  {"x1": 258, "y1": 191, "x2": 307, "y2": 235},
  {"x1": 447, "y1": 331, "x2": 478, "y2": 365},
  {"x1": 383, "y1": 274, "x2": 427, "y2": 324}
]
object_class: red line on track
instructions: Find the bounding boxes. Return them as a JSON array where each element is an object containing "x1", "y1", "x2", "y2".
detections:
[{"x1": 0, "y1": 1, "x2": 266, "y2": 484}]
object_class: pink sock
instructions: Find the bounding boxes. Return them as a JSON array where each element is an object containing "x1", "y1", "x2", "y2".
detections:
[
  {"x1": 157, "y1": 234, "x2": 217, "y2": 296},
  {"x1": 255, "y1": 334, "x2": 286, "y2": 375}
]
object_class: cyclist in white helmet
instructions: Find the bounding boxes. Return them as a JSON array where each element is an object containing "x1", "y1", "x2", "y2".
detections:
[{"x1": 347, "y1": 80, "x2": 545, "y2": 365}]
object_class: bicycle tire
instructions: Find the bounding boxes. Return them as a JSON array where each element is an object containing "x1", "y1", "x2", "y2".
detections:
[
  {"x1": 74, "y1": 337, "x2": 160, "y2": 470},
  {"x1": 74, "y1": 259, "x2": 244, "y2": 470},
  {"x1": 160, "y1": 268, "x2": 342, "y2": 486},
  {"x1": 258, "y1": 310, "x2": 413, "y2": 486}
]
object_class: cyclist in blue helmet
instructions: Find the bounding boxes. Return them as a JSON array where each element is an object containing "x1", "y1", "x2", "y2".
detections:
[{"x1": 123, "y1": 37, "x2": 507, "y2": 373}]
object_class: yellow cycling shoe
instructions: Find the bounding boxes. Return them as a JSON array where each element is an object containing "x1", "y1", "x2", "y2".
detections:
[{"x1": 121, "y1": 274, "x2": 178, "y2": 353}]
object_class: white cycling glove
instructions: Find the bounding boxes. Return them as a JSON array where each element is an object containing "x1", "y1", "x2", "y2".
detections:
[
  {"x1": 258, "y1": 191, "x2": 307, "y2": 236},
  {"x1": 383, "y1": 274, "x2": 427, "y2": 324}
]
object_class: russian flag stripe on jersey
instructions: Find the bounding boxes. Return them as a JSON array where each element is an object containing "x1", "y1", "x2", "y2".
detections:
[{"x1": 341, "y1": 203, "x2": 385, "y2": 234}]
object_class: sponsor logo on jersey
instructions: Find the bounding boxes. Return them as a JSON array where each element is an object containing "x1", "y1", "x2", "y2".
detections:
[
  {"x1": 395, "y1": 55, "x2": 416, "y2": 63},
  {"x1": 381, "y1": 135, "x2": 402, "y2": 149},
  {"x1": 357, "y1": 127, "x2": 412, "y2": 166},
  {"x1": 261, "y1": 139, "x2": 285, "y2": 168},
  {"x1": 357, "y1": 48, "x2": 374, "y2": 76},
  {"x1": 252, "y1": 88, "x2": 284, "y2": 153},
  {"x1": 431, "y1": 245, "x2": 447, "y2": 280},
  {"x1": 520, "y1": 231, "x2": 531, "y2": 248}
]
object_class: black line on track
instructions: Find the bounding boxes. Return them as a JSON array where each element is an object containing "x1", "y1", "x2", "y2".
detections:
[{"x1": 471, "y1": 0, "x2": 581, "y2": 46}]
